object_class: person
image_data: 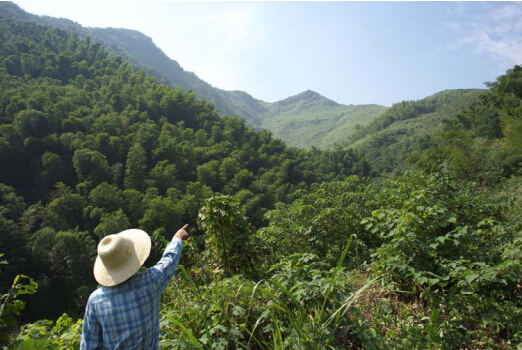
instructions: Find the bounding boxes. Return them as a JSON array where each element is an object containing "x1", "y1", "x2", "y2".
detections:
[{"x1": 80, "y1": 224, "x2": 190, "y2": 350}]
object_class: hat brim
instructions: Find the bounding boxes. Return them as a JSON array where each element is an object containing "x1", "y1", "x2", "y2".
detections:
[{"x1": 93, "y1": 229, "x2": 151, "y2": 287}]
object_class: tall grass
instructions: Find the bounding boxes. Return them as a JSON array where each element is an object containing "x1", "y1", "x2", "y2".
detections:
[
  {"x1": 163, "y1": 235, "x2": 380, "y2": 349},
  {"x1": 246, "y1": 235, "x2": 380, "y2": 350}
]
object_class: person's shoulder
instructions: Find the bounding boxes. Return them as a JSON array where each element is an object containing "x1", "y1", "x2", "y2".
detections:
[
  {"x1": 137, "y1": 266, "x2": 161, "y2": 285},
  {"x1": 87, "y1": 286, "x2": 106, "y2": 304}
]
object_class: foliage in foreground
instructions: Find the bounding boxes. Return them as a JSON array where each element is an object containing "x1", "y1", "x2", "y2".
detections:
[
  {"x1": 8, "y1": 173, "x2": 522, "y2": 349},
  {"x1": 0, "y1": 255, "x2": 38, "y2": 347}
]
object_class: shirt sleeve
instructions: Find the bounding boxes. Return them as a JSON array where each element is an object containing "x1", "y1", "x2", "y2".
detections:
[
  {"x1": 80, "y1": 299, "x2": 103, "y2": 350},
  {"x1": 151, "y1": 237, "x2": 183, "y2": 292}
]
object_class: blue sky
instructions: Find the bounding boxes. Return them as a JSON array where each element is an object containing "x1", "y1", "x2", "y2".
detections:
[{"x1": 14, "y1": 1, "x2": 522, "y2": 106}]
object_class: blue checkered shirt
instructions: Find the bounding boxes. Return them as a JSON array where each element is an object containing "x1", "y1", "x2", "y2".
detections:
[{"x1": 80, "y1": 238, "x2": 183, "y2": 350}]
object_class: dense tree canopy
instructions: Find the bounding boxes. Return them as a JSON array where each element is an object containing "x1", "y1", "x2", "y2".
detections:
[{"x1": 0, "y1": 14, "x2": 364, "y2": 319}]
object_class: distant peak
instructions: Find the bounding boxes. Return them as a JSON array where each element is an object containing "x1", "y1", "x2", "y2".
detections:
[
  {"x1": 275, "y1": 90, "x2": 339, "y2": 107},
  {"x1": 298, "y1": 89, "x2": 323, "y2": 98}
]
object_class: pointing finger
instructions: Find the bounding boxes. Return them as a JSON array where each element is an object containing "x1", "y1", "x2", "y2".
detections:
[{"x1": 182, "y1": 224, "x2": 189, "y2": 231}]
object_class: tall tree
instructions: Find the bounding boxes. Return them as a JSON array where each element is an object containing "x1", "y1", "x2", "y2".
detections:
[{"x1": 124, "y1": 143, "x2": 147, "y2": 191}]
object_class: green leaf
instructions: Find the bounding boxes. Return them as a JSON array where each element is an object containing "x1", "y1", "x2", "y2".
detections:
[
  {"x1": 232, "y1": 305, "x2": 246, "y2": 316},
  {"x1": 461, "y1": 286, "x2": 474, "y2": 295},
  {"x1": 416, "y1": 276, "x2": 428, "y2": 285},
  {"x1": 427, "y1": 278, "x2": 440, "y2": 286},
  {"x1": 17, "y1": 339, "x2": 58, "y2": 350},
  {"x1": 166, "y1": 315, "x2": 204, "y2": 350},
  {"x1": 464, "y1": 273, "x2": 479, "y2": 284}
]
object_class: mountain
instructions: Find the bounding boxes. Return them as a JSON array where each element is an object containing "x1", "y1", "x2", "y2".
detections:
[
  {"x1": 0, "y1": 2, "x2": 268, "y2": 122},
  {"x1": 259, "y1": 90, "x2": 387, "y2": 148},
  {"x1": 4, "y1": 8, "x2": 522, "y2": 349},
  {"x1": 0, "y1": 2, "x2": 386, "y2": 148}
]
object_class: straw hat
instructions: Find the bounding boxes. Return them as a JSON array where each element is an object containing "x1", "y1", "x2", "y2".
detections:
[{"x1": 93, "y1": 229, "x2": 151, "y2": 286}]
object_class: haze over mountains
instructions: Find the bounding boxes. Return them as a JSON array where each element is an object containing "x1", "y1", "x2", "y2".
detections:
[{"x1": 0, "y1": 2, "x2": 482, "y2": 149}]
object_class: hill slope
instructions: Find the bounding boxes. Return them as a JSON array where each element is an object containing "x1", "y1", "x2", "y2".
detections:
[
  {"x1": 0, "y1": 2, "x2": 386, "y2": 148},
  {"x1": 0, "y1": 2, "x2": 269, "y2": 123},
  {"x1": 347, "y1": 89, "x2": 483, "y2": 175},
  {"x1": 260, "y1": 90, "x2": 387, "y2": 148}
]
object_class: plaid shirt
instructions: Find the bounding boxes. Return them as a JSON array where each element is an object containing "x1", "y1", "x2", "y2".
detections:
[{"x1": 80, "y1": 238, "x2": 183, "y2": 350}]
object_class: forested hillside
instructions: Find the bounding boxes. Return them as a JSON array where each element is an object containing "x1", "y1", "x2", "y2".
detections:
[
  {"x1": 347, "y1": 89, "x2": 482, "y2": 175},
  {"x1": 0, "y1": 14, "x2": 365, "y2": 322},
  {"x1": 0, "y1": 2, "x2": 387, "y2": 149},
  {"x1": 412, "y1": 68, "x2": 522, "y2": 186},
  {"x1": 0, "y1": 1, "x2": 268, "y2": 123},
  {"x1": 2, "y1": 7, "x2": 522, "y2": 350}
]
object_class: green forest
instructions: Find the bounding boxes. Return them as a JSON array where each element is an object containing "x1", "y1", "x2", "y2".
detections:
[
  {"x1": 2, "y1": 11, "x2": 522, "y2": 350},
  {"x1": 0, "y1": 2, "x2": 390, "y2": 151}
]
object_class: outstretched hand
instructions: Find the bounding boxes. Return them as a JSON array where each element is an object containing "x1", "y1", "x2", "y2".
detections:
[{"x1": 174, "y1": 224, "x2": 190, "y2": 241}]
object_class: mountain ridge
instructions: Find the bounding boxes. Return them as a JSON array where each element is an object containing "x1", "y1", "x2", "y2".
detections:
[
  {"x1": 0, "y1": 2, "x2": 390, "y2": 147},
  {"x1": 0, "y1": 2, "x2": 480, "y2": 150}
]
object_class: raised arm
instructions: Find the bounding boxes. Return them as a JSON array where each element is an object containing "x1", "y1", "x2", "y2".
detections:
[{"x1": 151, "y1": 224, "x2": 189, "y2": 292}]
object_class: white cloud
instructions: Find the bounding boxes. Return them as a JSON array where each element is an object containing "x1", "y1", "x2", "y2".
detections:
[
  {"x1": 448, "y1": 2, "x2": 522, "y2": 67},
  {"x1": 491, "y1": 3, "x2": 522, "y2": 21},
  {"x1": 447, "y1": 2, "x2": 465, "y2": 15}
]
